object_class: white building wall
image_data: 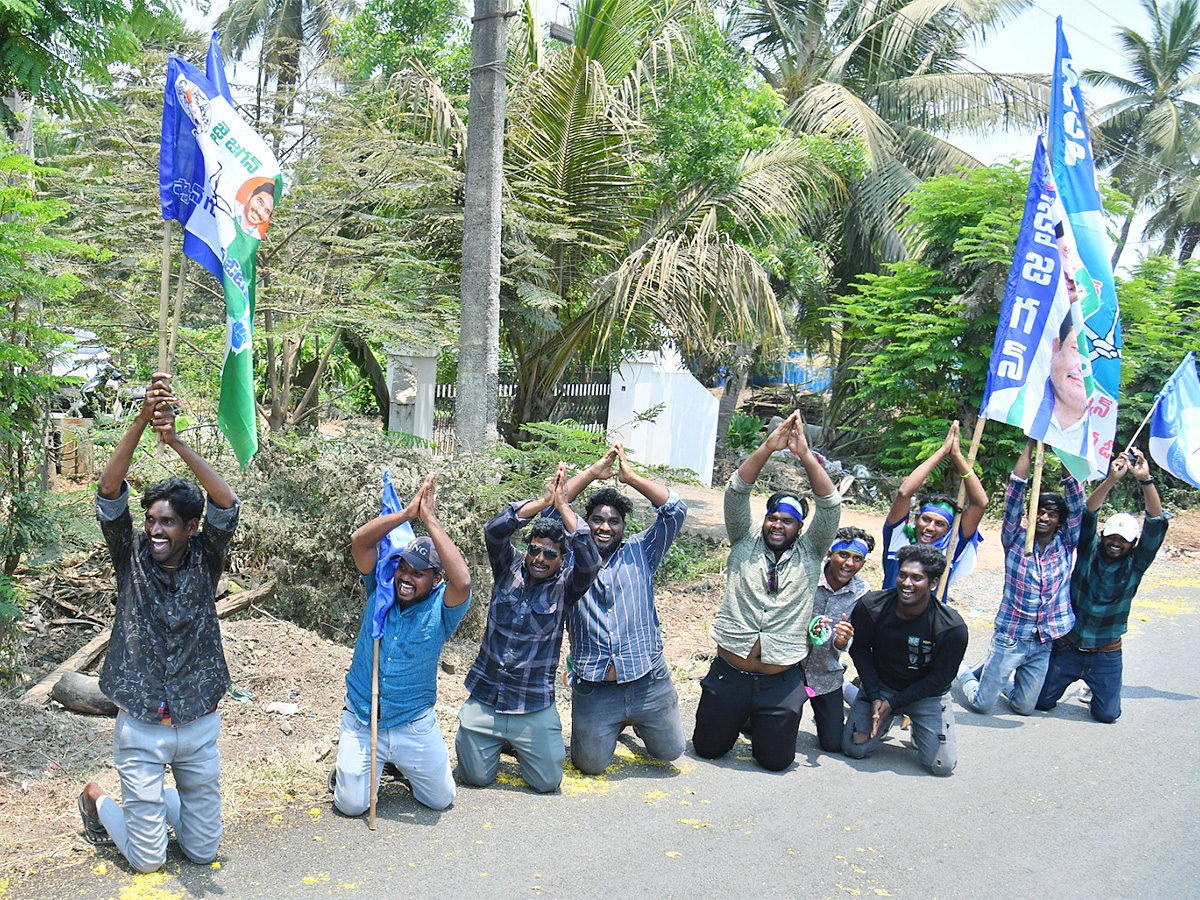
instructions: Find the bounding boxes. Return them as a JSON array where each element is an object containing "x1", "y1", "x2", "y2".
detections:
[{"x1": 607, "y1": 350, "x2": 718, "y2": 486}]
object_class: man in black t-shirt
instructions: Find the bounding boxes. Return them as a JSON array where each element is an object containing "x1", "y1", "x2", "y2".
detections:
[{"x1": 843, "y1": 544, "x2": 968, "y2": 776}]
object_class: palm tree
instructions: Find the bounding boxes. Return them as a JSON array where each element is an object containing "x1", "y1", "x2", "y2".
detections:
[
  {"x1": 215, "y1": 0, "x2": 348, "y2": 141},
  {"x1": 1084, "y1": 0, "x2": 1200, "y2": 265},
  {"x1": 733, "y1": 0, "x2": 1047, "y2": 273},
  {"x1": 399, "y1": 0, "x2": 846, "y2": 435},
  {"x1": 495, "y1": 0, "x2": 846, "y2": 429}
]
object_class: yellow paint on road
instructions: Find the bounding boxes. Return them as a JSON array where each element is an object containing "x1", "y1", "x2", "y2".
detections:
[{"x1": 116, "y1": 873, "x2": 184, "y2": 900}]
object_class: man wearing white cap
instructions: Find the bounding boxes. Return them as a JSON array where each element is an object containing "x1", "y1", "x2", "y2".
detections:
[{"x1": 1035, "y1": 448, "x2": 1167, "y2": 723}]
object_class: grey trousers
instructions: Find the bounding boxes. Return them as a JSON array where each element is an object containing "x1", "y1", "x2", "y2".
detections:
[
  {"x1": 97, "y1": 710, "x2": 222, "y2": 872},
  {"x1": 842, "y1": 690, "x2": 957, "y2": 777}
]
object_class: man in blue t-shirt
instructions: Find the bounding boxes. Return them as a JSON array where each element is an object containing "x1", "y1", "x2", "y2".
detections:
[{"x1": 333, "y1": 474, "x2": 472, "y2": 814}]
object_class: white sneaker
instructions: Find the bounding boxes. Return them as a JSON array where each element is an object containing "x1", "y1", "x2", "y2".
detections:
[{"x1": 1078, "y1": 686, "x2": 1092, "y2": 703}]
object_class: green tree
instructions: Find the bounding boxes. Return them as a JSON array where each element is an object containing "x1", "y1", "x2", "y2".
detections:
[
  {"x1": 335, "y1": 0, "x2": 471, "y2": 94},
  {"x1": 1085, "y1": 0, "x2": 1200, "y2": 264},
  {"x1": 732, "y1": 0, "x2": 1047, "y2": 275},
  {"x1": 0, "y1": 144, "x2": 90, "y2": 575},
  {"x1": 216, "y1": 0, "x2": 349, "y2": 141},
  {"x1": 831, "y1": 160, "x2": 1030, "y2": 490},
  {"x1": 0, "y1": 0, "x2": 179, "y2": 133}
]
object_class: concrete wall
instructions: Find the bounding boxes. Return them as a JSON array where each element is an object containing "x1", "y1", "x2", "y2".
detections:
[
  {"x1": 607, "y1": 350, "x2": 717, "y2": 486},
  {"x1": 385, "y1": 347, "x2": 437, "y2": 442}
]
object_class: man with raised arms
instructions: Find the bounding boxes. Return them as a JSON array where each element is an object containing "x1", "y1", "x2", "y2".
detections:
[
  {"x1": 557, "y1": 443, "x2": 688, "y2": 774},
  {"x1": 692, "y1": 412, "x2": 841, "y2": 771},
  {"x1": 332, "y1": 474, "x2": 471, "y2": 815}
]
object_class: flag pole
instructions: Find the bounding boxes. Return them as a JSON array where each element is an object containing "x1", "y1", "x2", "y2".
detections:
[
  {"x1": 369, "y1": 638, "x2": 379, "y2": 830},
  {"x1": 1123, "y1": 397, "x2": 1161, "y2": 456},
  {"x1": 1024, "y1": 441, "x2": 1045, "y2": 556},
  {"x1": 167, "y1": 256, "x2": 189, "y2": 373},
  {"x1": 938, "y1": 415, "x2": 986, "y2": 600},
  {"x1": 156, "y1": 221, "x2": 173, "y2": 453}
]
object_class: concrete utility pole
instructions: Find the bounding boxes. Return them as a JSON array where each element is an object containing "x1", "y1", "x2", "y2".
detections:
[{"x1": 454, "y1": 0, "x2": 509, "y2": 453}]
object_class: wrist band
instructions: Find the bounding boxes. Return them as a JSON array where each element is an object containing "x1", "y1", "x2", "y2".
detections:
[
  {"x1": 1140, "y1": 477, "x2": 1156, "y2": 486},
  {"x1": 960, "y1": 471, "x2": 972, "y2": 479}
]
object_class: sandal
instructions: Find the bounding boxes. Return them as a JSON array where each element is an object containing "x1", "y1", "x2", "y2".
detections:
[{"x1": 78, "y1": 792, "x2": 114, "y2": 846}]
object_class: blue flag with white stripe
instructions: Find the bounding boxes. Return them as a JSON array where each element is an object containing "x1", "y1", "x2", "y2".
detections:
[
  {"x1": 1149, "y1": 352, "x2": 1200, "y2": 491},
  {"x1": 371, "y1": 470, "x2": 416, "y2": 640}
]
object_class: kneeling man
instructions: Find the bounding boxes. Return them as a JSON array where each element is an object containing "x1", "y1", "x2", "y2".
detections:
[
  {"x1": 334, "y1": 474, "x2": 471, "y2": 814},
  {"x1": 843, "y1": 545, "x2": 967, "y2": 776}
]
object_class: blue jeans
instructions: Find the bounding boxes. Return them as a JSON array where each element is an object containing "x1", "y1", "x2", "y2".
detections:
[
  {"x1": 959, "y1": 632, "x2": 1051, "y2": 715},
  {"x1": 842, "y1": 690, "x2": 957, "y2": 776},
  {"x1": 96, "y1": 710, "x2": 222, "y2": 873},
  {"x1": 334, "y1": 707, "x2": 455, "y2": 813},
  {"x1": 1035, "y1": 641, "x2": 1123, "y2": 723},
  {"x1": 569, "y1": 654, "x2": 685, "y2": 775}
]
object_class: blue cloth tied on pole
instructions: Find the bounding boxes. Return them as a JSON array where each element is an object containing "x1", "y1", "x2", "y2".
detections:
[{"x1": 371, "y1": 470, "x2": 416, "y2": 640}]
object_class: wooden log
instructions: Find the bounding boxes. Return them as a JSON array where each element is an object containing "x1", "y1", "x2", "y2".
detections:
[
  {"x1": 18, "y1": 579, "x2": 276, "y2": 709},
  {"x1": 51, "y1": 671, "x2": 119, "y2": 716}
]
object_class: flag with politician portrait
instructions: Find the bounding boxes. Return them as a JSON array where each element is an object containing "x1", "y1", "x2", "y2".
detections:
[
  {"x1": 981, "y1": 136, "x2": 1101, "y2": 482},
  {"x1": 159, "y1": 34, "x2": 281, "y2": 466}
]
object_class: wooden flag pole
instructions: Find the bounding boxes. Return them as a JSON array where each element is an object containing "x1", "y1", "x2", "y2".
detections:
[
  {"x1": 937, "y1": 415, "x2": 987, "y2": 600},
  {"x1": 369, "y1": 639, "x2": 380, "y2": 830},
  {"x1": 1123, "y1": 398, "x2": 1161, "y2": 456},
  {"x1": 167, "y1": 256, "x2": 189, "y2": 373},
  {"x1": 1024, "y1": 441, "x2": 1046, "y2": 556},
  {"x1": 156, "y1": 222, "x2": 173, "y2": 453}
]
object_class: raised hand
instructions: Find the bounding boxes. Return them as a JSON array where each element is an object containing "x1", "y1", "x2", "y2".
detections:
[
  {"x1": 592, "y1": 445, "x2": 619, "y2": 480},
  {"x1": 832, "y1": 613, "x2": 853, "y2": 651},
  {"x1": 1108, "y1": 452, "x2": 1131, "y2": 481},
  {"x1": 139, "y1": 373, "x2": 175, "y2": 423},
  {"x1": 785, "y1": 411, "x2": 810, "y2": 458},
  {"x1": 763, "y1": 412, "x2": 798, "y2": 454},
  {"x1": 150, "y1": 398, "x2": 178, "y2": 444},
  {"x1": 418, "y1": 474, "x2": 438, "y2": 523},
  {"x1": 614, "y1": 442, "x2": 635, "y2": 484},
  {"x1": 1128, "y1": 447, "x2": 1151, "y2": 481}
]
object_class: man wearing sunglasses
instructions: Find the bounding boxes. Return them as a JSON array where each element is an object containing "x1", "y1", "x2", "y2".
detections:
[
  {"x1": 457, "y1": 463, "x2": 602, "y2": 792},
  {"x1": 693, "y1": 411, "x2": 842, "y2": 771},
  {"x1": 554, "y1": 442, "x2": 688, "y2": 774}
]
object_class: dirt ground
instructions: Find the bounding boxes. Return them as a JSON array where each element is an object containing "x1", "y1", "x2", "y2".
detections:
[{"x1": 3, "y1": 487, "x2": 1199, "y2": 878}]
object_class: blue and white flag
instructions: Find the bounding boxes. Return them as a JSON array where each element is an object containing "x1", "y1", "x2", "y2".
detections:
[
  {"x1": 371, "y1": 470, "x2": 417, "y2": 640},
  {"x1": 1149, "y1": 352, "x2": 1200, "y2": 490},
  {"x1": 1050, "y1": 17, "x2": 1122, "y2": 477},
  {"x1": 159, "y1": 33, "x2": 281, "y2": 466},
  {"x1": 981, "y1": 137, "x2": 1100, "y2": 481}
]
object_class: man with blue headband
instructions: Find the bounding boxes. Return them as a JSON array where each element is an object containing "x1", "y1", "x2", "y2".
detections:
[
  {"x1": 881, "y1": 421, "x2": 987, "y2": 591},
  {"x1": 693, "y1": 411, "x2": 841, "y2": 771},
  {"x1": 803, "y1": 527, "x2": 875, "y2": 752},
  {"x1": 333, "y1": 474, "x2": 472, "y2": 815}
]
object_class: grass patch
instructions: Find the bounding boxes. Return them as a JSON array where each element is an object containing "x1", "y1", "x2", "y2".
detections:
[{"x1": 655, "y1": 533, "x2": 725, "y2": 586}]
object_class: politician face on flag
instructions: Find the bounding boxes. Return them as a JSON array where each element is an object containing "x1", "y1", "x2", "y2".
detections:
[
  {"x1": 1049, "y1": 316, "x2": 1087, "y2": 429},
  {"x1": 237, "y1": 176, "x2": 276, "y2": 239}
]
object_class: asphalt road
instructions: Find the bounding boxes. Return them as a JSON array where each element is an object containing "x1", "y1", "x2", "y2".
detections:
[{"x1": 9, "y1": 560, "x2": 1199, "y2": 900}]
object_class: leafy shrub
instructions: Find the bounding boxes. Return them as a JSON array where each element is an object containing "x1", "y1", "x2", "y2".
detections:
[{"x1": 726, "y1": 412, "x2": 764, "y2": 453}]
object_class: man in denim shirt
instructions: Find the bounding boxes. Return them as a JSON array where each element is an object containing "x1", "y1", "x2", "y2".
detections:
[
  {"x1": 334, "y1": 474, "x2": 471, "y2": 814},
  {"x1": 556, "y1": 443, "x2": 688, "y2": 774},
  {"x1": 457, "y1": 463, "x2": 601, "y2": 792},
  {"x1": 79, "y1": 374, "x2": 238, "y2": 872}
]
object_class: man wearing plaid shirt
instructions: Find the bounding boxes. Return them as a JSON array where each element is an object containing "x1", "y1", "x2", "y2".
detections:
[
  {"x1": 958, "y1": 440, "x2": 1083, "y2": 715},
  {"x1": 1036, "y1": 448, "x2": 1167, "y2": 723},
  {"x1": 457, "y1": 463, "x2": 601, "y2": 793}
]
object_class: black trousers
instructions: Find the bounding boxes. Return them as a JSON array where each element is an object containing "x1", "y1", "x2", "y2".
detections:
[
  {"x1": 692, "y1": 655, "x2": 806, "y2": 771},
  {"x1": 807, "y1": 687, "x2": 845, "y2": 753}
]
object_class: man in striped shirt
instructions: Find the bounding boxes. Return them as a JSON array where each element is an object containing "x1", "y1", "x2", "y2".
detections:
[
  {"x1": 958, "y1": 440, "x2": 1083, "y2": 715},
  {"x1": 558, "y1": 443, "x2": 688, "y2": 774}
]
